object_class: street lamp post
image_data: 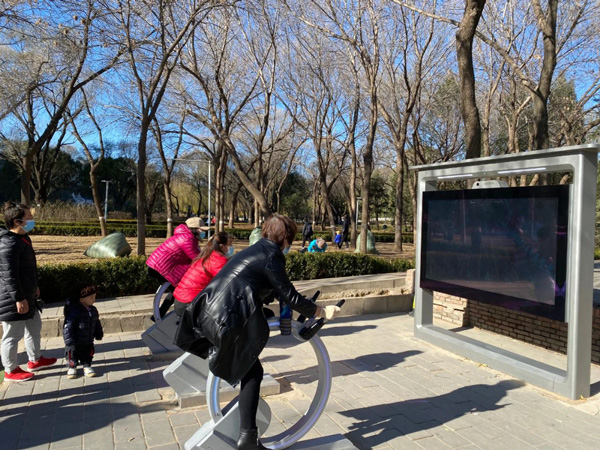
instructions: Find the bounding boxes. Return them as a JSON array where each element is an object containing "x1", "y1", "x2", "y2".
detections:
[{"x1": 101, "y1": 180, "x2": 112, "y2": 220}]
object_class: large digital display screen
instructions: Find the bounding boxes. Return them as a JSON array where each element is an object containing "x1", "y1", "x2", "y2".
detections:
[{"x1": 420, "y1": 185, "x2": 568, "y2": 321}]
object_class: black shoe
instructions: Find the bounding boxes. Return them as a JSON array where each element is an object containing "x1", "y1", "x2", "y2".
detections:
[{"x1": 237, "y1": 428, "x2": 267, "y2": 450}]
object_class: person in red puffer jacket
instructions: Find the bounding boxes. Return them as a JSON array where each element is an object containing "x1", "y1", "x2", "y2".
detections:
[
  {"x1": 146, "y1": 217, "x2": 209, "y2": 319},
  {"x1": 173, "y1": 232, "x2": 232, "y2": 317}
]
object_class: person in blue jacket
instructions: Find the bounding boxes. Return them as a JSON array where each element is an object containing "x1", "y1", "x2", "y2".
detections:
[{"x1": 307, "y1": 237, "x2": 327, "y2": 253}]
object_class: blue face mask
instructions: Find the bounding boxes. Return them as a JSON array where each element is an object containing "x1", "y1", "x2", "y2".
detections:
[
  {"x1": 21, "y1": 219, "x2": 35, "y2": 233},
  {"x1": 198, "y1": 231, "x2": 206, "y2": 239},
  {"x1": 226, "y1": 246, "x2": 234, "y2": 258},
  {"x1": 282, "y1": 246, "x2": 291, "y2": 255}
]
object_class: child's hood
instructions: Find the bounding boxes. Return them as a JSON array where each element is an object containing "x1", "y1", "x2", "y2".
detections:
[{"x1": 64, "y1": 297, "x2": 84, "y2": 313}]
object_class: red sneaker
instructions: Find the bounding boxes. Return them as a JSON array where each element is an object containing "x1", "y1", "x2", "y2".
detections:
[
  {"x1": 27, "y1": 356, "x2": 57, "y2": 372},
  {"x1": 4, "y1": 367, "x2": 35, "y2": 382}
]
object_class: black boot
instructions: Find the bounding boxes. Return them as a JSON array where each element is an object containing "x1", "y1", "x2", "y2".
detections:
[{"x1": 237, "y1": 428, "x2": 267, "y2": 450}]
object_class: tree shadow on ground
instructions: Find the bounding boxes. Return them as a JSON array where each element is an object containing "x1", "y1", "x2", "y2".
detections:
[
  {"x1": 0, "y1": 369, "x2": 175, "y2": 450},
  {"x1": 270, "y1": 350, "x2": 422, "y2": 394},
  {"x1": 340, "y1": 379, "x2": 525, "y2": 449}
]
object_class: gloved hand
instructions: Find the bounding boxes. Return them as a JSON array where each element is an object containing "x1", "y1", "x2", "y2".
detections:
[{"x1": 322, "y1": 305, "x2": 341, "y2": 322}]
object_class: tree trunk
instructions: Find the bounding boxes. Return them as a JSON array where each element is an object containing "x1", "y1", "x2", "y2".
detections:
[
  {"x1": 164, "y1": 179, "x2": 173, "y2": 238},
  {"x1": 20, "y1": 150, "x2": 35, "y2": 205},
  {"x1": 90, "y1": 167, "x2": 107, "y2": 237},
  {"x1": 229, "y1": 184, "x2": 242, "y2": 229},
  {"x1": 136, "y1": 125, "x2": 148, "y2": 256},
  {"x1": 455, "y1": 0, "x2": 485, "y2": 160}
]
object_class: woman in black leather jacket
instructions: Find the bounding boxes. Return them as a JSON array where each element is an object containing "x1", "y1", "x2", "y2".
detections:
[{"x1": 175, "y1": 214, "x2": 340, "y2": 450}]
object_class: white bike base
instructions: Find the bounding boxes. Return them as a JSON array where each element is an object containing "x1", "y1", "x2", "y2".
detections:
[
  {"x1": 141, "y1": 311, "x2": 183, "y2": 359},
  {"x1": 178, "y1": 317, "x2": 358, "y2": 449},
  {"x1": 185, "y1": 398, "x2": 357, "y2": 450},
  {"x1": 163, "y1": 352, "x2": 280, "y2": 408}
]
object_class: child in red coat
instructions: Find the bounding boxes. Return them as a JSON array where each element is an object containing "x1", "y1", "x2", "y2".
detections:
[{"x1": 173, "y1": 232, "x2": 232, "y2": 316}]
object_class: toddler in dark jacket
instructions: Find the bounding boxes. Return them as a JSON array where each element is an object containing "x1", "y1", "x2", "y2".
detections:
[{"x1": 63, "y1": 285, "x2": 103, "y2": 378}]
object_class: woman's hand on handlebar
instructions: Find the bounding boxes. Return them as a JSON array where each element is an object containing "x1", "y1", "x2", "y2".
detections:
[{"x1": 317, "y1": 305, "x2": 341, "y2": 322}]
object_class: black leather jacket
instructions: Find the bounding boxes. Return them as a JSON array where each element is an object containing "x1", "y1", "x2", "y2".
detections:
[
  {"x1": 175, "y1": 238, "x2": 318, "y2": 385},
  {"x1": 0, "y1": 229, "x2": 37, "y2": 322}
]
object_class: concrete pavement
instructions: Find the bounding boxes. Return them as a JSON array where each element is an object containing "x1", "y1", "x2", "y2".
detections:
[{"x1": 2, "y1": 308, "x2": 600, "y2": 449}]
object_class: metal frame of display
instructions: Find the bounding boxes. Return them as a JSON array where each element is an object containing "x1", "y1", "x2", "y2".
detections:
[{"x1": 410, "y1": 144, "x2": 600, "y2": 400}]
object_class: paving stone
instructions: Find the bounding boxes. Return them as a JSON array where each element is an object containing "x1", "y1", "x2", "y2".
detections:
[
  {"x1": 168, "y1": 411, "x2": 199, "y2": 427},
  {"x1": 142, "y1": 418, "x2": 176, "y2": 447},
  {"x1": 5, "y1": 289, "x2": 600, "y2": 450},
  {"x1": 173, "y1": 423, "x2": 201, "y2": 445}
]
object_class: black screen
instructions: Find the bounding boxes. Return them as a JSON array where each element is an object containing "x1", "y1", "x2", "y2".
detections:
[{"x1": 420, "y1": 185, "x2": 568, "y2": 321}]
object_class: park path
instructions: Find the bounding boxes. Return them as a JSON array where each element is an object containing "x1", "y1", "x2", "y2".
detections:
[{"x1": 2, "y1": 310, "x2": 600, "y2": 449}]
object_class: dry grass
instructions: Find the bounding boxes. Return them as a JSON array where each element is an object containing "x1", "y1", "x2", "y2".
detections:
[{"x1": 31, "y1": 235, "x2": 415, "y2": 266}]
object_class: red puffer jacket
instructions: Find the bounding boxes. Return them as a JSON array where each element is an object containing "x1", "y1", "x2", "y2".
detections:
[
  {"x1": 174, "y1": 251, "x2": 228, "y2": 304},
  {"x1": 146, "y1": 224, "x2": 200, "y2": 287}
]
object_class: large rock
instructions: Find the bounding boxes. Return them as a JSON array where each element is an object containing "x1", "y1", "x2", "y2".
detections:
[{"x1": 84, "y1": 232, "x2": 132, "y2": 258}]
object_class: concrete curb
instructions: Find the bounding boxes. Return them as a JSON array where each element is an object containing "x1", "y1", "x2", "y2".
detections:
[
  {"x1": 33, "y1": 294, "x2": 413, "y2": 339},
  {"x1": 1, "y1": 272, "x2": 410, "y2": 338}
]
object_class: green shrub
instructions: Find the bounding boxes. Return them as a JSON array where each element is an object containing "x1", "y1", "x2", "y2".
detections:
[
  {"x1": 285, "y1": 252, "x2": 414, "y2": 281},
  {"x1": 38, "y1": 253, "x2": 414, "y2": 304},
  {"x1": 38, "y1": 256, "x2": 157, "y2": 303},
  {"x1": 31, "y1": 223, "x2": 170, "y2": 238},
  {"x1": 26, "y1": 221, "x2": 415, "y2": 244}
]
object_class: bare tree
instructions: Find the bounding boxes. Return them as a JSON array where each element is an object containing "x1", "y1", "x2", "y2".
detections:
[
  {"x1": 0, "y1": 0, "x2": 126, "y2": 204},
  {"x1": 179, "y1": 3, "x2": 288, "y2": 221},
  {"x1": 378, "y1": 4, "x2": 446, "y2": 250},
  {"x1": 279, "y1": 21, "x2": 349, "y2": 240},
  {"x1": 288, "y1": 0, "x2": 382, "y2": 253},
  {"x1": 66, "y1": 89, "x2": 110, "y2": 235},
  {"x1": 102, "y1": 0, "x2": 213, "y2": 255}
]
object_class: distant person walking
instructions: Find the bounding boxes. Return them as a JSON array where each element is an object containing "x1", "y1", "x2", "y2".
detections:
[
  {"x1": 301, "y1": 217, "x2": 313, "y2": 248},
  {"x1": 341, "y1": 215, "x2": 350, "y2": 249},
  {"x1": 146, "y1": 217, "x2": 210, "y2": 320},
  {"x1": 0, "y1": 202, "x2": 57, "y2": 382}
]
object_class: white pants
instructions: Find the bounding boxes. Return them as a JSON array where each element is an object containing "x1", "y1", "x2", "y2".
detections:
[{"x1": 1, "y1": 310, "x2": 42, "y2": 372}]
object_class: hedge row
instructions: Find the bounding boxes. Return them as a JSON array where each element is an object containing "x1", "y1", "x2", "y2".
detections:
[
  {"x1": 30, "y1": 222, "x2": 415, "y2": 243},
  {"x1": 31, "y1": 224, "x2": 169, "y2": 238},
  {"x1": 37, "y1": 253, "x2": 415, "y2": 304}
]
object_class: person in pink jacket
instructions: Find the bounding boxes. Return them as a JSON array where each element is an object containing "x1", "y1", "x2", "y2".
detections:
[
  {"x1": 173, "y1": 232, "x2": 232, "y2": 317},
  {"x1": 146, "y1": 217, "x2": 209, "y2": 319}
]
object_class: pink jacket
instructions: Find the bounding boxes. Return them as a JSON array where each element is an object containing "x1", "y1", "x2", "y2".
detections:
[
  {"x1": 174, "y1": 251, "x2": 228, "y2": 304},
  {"x1": 146, "y1": 224, "x2": 200, "y2": 286}
]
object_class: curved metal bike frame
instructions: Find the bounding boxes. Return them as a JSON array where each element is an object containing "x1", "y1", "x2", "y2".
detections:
[
  {"x1": 153, "y1": 281, "x2": 172, "y2": 323},
  {"x1": 206, "y1": 317, "x2": 333, "y2": 449}
]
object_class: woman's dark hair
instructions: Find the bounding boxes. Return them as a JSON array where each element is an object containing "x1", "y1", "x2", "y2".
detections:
[
  {"x1": 194, "y1": 232, "x2": 230, "y2": 270},
  {"x1": 262, "y1": 214, "x2": 297, "y2": 248},
  {"x1": 3, "y1": 201, "x2": 30, "y2": 229},
  {"x1": 80, "y1": 285, "x2": 97, "y2": 299}
]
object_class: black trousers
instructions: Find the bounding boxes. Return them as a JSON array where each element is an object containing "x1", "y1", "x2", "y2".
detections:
[
  {"x1": 302, "y1": 234, "x2": 312, "y2": 247},
  {"x1": 174, "y1": 299, "x2": 189, "y2": 317},
  {"x1": 342, "y1": 230, "x2": 349, "y2": 247},
  {"x1": 239, "y1": 359, "x2": 264, "y2": 431},
  {"x1": 67, "y1": 343, "x2": 95, "y2": 367}
]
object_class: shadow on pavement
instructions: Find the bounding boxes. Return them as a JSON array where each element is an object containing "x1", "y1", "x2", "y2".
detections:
[
  {"x1": 0, "y1": 369, "x2": 173, "y2": 450},
  {"x1": 273, "y1": 350, "x2": 422, "y2": 391},
  {"x1": 340, "y1": 379, "x2": 525, "y2": 449}
]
